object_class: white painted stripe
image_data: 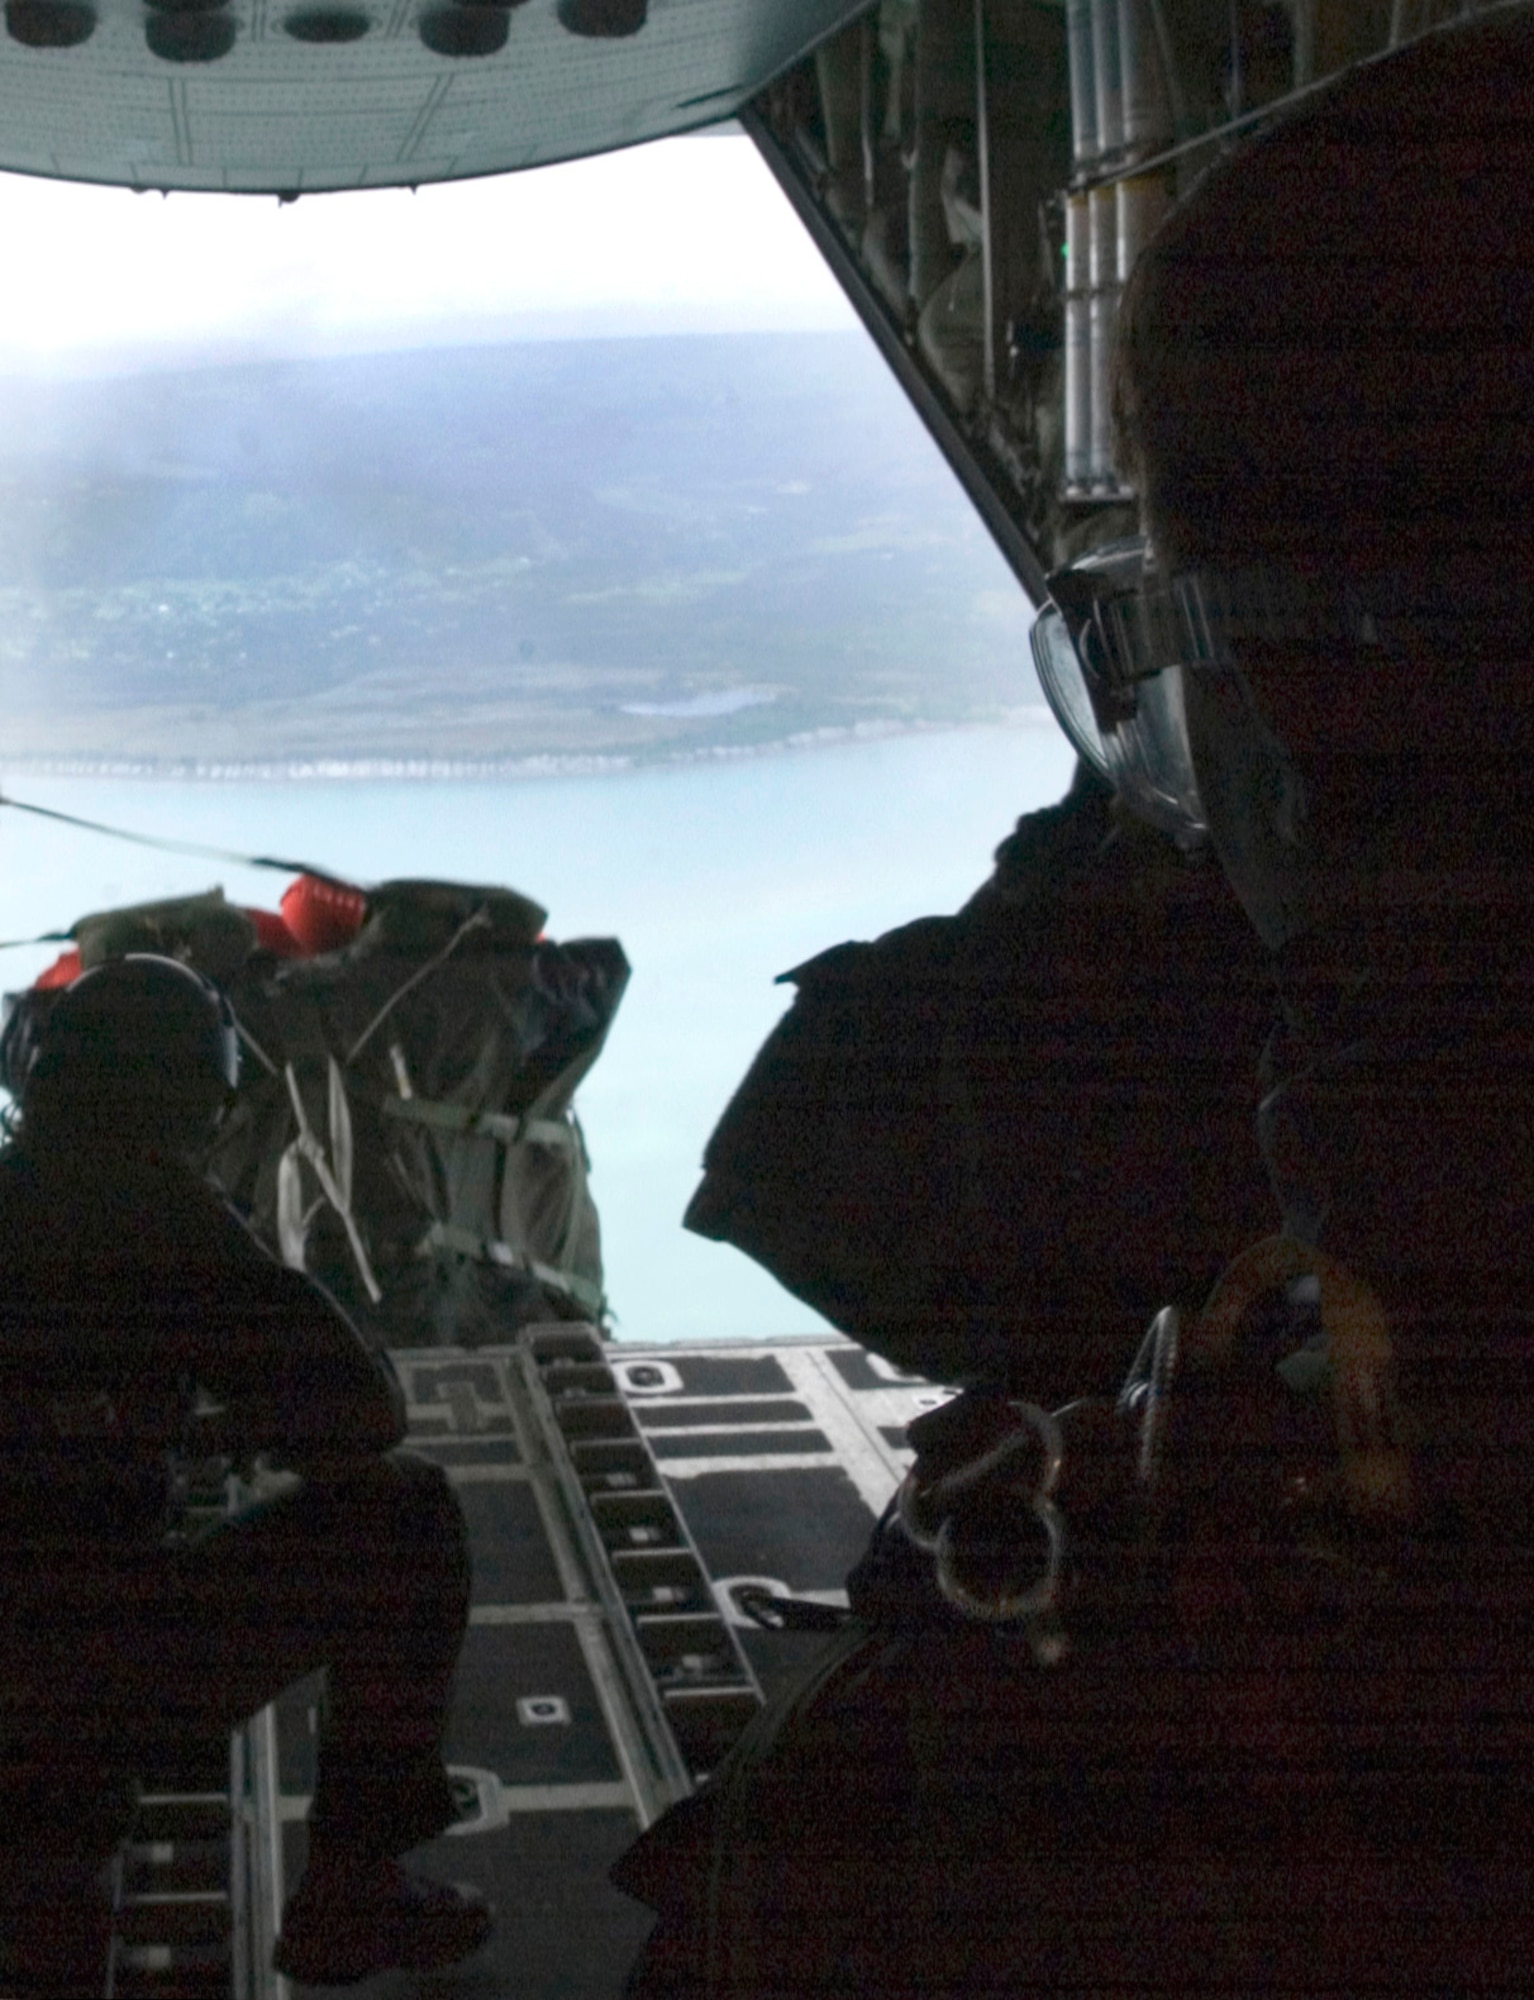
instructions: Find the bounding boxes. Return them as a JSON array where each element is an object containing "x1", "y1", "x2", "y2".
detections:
[
  {"x1": 638, "y1": 1420, "x2": 824, "y2": 1439},
  {"x1": 121, "y1": 1891, "x2": 230, "y2": 1906},
  {"x1": 611, "y1": 1339, "x2": 860, "y2": 1356},
  {"x1": 499, "y1": 1783, "x2": 634, "y2": 1814},
  {"x1": 441, "y1": 1463, "x2": 532, "y2": 1483},
  {"x1": 624, "y1": 1393, "x2": 819, "y2": 1407},
  {"x1": 468, "y1": 1602, "x2": 600, "y2": 1625},
  {"x1": 770, "y1": 1348, "x2": 909, "y2": 1517},
  {"x1": 274, "y1": 1782, "x2": 633, "y2": 1818},
  {"x1": 657, "y1": 1452, "x2": 847, "y2": 1480}
]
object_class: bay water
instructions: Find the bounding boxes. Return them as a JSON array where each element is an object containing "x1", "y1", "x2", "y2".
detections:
[{"x1": 0, "y1": 719, "x2": 1075, "y2": 1340}]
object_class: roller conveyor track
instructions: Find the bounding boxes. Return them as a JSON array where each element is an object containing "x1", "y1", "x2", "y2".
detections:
[
  {"x1": 103, "y1": 1471, "x2": 241, "y2": 2000},
  {"x1": 5, "y1": 1332, "x2": 939, "y2": 2000},
  {"x1": 107, "y1": 1788, "x2": 235, "y2": 2000}
]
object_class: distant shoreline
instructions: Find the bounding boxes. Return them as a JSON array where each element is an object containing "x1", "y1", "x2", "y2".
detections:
[{"x1": 0, "y1": 711, "x2": 1058, "y2": 783}]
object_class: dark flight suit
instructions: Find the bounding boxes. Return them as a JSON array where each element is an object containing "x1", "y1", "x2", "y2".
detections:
[
  {"x1": 619, "y1": 883, "x2": 1534, "y2": 1995},
  {"x1": 0, "y1": 1143, "x2": 471, "y2": 1869},
  {"x1": 682, "y1": 764, "x2": 1277, "y2": 1405}
]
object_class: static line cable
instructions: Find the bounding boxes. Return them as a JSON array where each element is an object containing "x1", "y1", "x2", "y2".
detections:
[
  {"x1": 0, "y1": 787, "x2": 355, "y2": 888},
  {"x1": 234, "y1": 1019, "x2": 280, "y2": 1078},
  {"x1": 0, "y1": 928, "x2": 72, "y2": 951},
  {"x1": 346, "y1": 906, "x2": 491, "y2": 1066}
]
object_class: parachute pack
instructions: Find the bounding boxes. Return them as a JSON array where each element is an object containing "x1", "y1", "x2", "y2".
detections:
[{"x1": 0, "y1": 873, "x2": 629, "y2": 1347}]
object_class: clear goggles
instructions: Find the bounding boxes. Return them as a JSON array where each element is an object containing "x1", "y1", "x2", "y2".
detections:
[
  {"x1": 1029, "y1": 536, "x2": 1384, "y2": 848},
  {"x1": 1030, "y1": 538, "x2": 1205, "y2": 843}
]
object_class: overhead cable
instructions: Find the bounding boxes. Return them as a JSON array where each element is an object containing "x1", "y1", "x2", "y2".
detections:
[
  {"x1": 0, "y1": 785, "x2": 354, "y2": 949},
  {"x1": 0, "y1": 787, "x2": 349, "y2": 885}
]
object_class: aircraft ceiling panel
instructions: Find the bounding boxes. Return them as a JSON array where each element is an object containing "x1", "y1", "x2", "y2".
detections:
[{"x1": 0, "y1": 0, "x2": 867, "y2": 194}]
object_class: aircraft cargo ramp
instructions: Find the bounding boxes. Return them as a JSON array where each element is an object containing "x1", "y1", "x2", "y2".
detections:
[{"x1": 100, "y1": 1331, "x2": 947, "y2": 2000}]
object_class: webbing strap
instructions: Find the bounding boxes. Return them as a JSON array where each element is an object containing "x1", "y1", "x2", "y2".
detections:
[
  {"x1": 419, "y1": 1220, "x2": 603, "y2": 1314},
  {"x1": 280, "y1": 1059, "x2": 384, "y2": 1305},
  {"x1": 381, "y1": 1095, "x2": 574, "y2": 1150},
  {"x1": 345, "y1": 908, "x2": 490, "y2": 1064}
]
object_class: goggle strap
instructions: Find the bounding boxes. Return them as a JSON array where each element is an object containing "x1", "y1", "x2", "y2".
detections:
[{"x1": 1075, "y1": 564, "x2": 1377, "y2": 695}]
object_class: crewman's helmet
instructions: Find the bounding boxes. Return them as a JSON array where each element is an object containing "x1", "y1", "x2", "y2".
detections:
[
  {"x1": 20, "y1": 953, "x2": 240, "y2": 1157},
  {"x1": 1060, "y1": 18, "x2": 1534, "y2": 959}
]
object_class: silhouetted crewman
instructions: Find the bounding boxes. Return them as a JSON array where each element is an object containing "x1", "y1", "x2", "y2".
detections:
[
  {"x1": 617, "y1": 18, "x2": 1534, "y2": 1995},
  {"x1": 0, "y1": 954, "x2": 493, "y2": 1989}
]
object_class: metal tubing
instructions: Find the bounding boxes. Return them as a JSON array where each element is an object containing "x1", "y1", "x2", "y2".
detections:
[
  {"x1": 976, "y1": 0, "x2": 997, "y2": 403},
  {"x1": 1065, "y1": 296, "x2": 1092, "y2": 493},
  {"x1": 1086, "y1": 183, "x2": 1118, "y2": 488},
  {"x1": 1090, "y1": 0, "x2": 1124, "y2": 156},
  {"x1": 1120, "y1": 0, "x2": 1175, "y2": 152},
  {"x1": 1064, "y1": 191, "x2": 1091, "y2": 492},
  {"x1": 742, "y1": 98, "x2": 1050, "y2": 604},
  {"x1": 1067, "y1": 0, "x2": 1099, "y2": 165},
  {"x1": 1088, "y1": 285, "x2": 1120, "y2": 488}
]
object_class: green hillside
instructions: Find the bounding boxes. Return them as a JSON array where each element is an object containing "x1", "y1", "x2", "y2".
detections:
[{"x1": 0, "y1": 333, "x2": 1040, "y2": 767}]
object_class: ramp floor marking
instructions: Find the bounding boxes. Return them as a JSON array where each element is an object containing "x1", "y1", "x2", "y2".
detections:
[
  {"x1": 468, "y1": 1601, "x2": 605, "y2": 1625},
  {"x1": 441, "y1": 1462, "x2": 533, "y2": 1482},
  {"x1": 768, "y1": 1347, "x2": 910, "y2": 1516},
  {"x1": 273, "y1": 1782, "x2": 633, "y2": 1819},
  {"x1": 637, "y1": 1419, "x2": 825, "y2": 1438},
  {"x1": 658, "y1": 1450, "x2": 847, "y2": 1481}
]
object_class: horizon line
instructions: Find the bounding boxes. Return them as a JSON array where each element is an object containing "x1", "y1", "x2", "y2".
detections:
[
  {"x1": 0, "y1": 716, "x2": 1057, "y2": 783},
  {"x1": 0, "y1": 316, "x2": 865, "y2": 389}
]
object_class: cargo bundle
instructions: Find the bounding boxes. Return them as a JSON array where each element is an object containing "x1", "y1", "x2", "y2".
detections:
[{"x1": 0, "y1": 874, "x2": 629, "y2": 1347}]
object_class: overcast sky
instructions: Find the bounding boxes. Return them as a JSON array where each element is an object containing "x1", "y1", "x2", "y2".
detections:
[{"x1": 0, "y1": 129, "x2": 856, "y2": 378}]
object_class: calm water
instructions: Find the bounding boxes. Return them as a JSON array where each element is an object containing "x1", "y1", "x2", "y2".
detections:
[{"x1": 0, "y1": 721, "x2": 1075, "y2": 1340}]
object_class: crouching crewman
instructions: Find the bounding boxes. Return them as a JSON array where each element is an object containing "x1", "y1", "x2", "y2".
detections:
[{"x1": 0, "y1": 953, "x2": 494, "y2": 1989}]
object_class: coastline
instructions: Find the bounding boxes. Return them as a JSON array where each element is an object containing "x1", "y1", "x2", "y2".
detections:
[
  {"x1": 0, "y1": 723, "x2": 1081, "y2": 1339},
  {"x1": 0, "y1": 708, "x2": 1058, "y2": 783}
]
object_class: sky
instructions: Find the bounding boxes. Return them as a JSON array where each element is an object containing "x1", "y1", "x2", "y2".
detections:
[{"x1": 0, "y1": 127, "x2": 858, "y2": 379}]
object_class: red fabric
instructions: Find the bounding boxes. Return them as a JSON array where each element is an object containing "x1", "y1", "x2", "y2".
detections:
[
  {"x1": 244, "y1": 907, "x2": 304, "y2": 959},
  {"x1": 279, "y1": 875, "x2": 367, "y2": 956},
  {"x1": 34, "y1": 949, "x2": 82, "y2": 991}
]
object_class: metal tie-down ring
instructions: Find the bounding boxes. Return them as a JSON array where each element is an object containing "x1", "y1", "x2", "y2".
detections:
[{"x1": 896, "y1": 1401, "x2": 1066, "y2": 1628}]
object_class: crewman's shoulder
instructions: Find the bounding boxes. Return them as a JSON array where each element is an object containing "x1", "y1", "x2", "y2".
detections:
[
  {"x1": 0, "y1": 1145, "x2": 269, "y2": 1271},
  {"x1": 156, "y1": 1166, "x2": 281, "y2": 1271}
]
